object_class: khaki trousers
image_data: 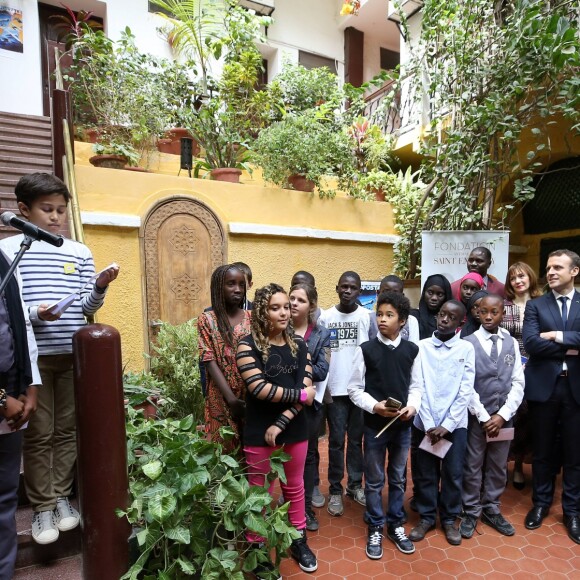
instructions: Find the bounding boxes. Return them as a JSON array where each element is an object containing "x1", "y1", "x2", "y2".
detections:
[{"x1": 23, "y1": 354, "x2": 76, "y2": 512}]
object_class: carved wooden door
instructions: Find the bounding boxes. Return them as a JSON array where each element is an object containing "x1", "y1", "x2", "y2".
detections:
[{"x1": 142, "y1": 198, "x2": 226, "y2": 342}]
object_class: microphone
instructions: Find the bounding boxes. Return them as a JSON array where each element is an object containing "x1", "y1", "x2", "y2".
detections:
[{"x1": 1, "y1": 212, "x2": 64, "y2": 247}]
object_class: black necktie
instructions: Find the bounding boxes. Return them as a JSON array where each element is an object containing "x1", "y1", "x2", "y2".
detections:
[
  {"x1": 490, "y1": 335, "x2": 499, "y2": 364},
  {"x1": 559, "y1": 296, "x2": 568, "y2": 329},
  {"x1": 388, "y1": 344, "x2": 395, "y2": 351}
]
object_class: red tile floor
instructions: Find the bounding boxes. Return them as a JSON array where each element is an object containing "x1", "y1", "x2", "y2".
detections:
[{"x1": 279, "y1": 437, "x2": 580, "y2": 579}]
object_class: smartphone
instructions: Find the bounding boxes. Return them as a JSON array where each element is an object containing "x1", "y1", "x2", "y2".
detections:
[{"x1": 385, "y1": 397, "x2": 402, "y2": 409}]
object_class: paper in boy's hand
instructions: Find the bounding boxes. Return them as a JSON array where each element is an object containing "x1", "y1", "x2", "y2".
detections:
[
  {"x1": 87, "y1": 262, "x2": 119, "y2": 286},
  {"x1": 486, "y1": 427, "x2": 515, "y2": 443},
  {"x1": 419, "y1": 434, "x2": 452, "y2": 458},
  {"x1": 45, "y1": 292, "x2": 79, "y2": 316}
]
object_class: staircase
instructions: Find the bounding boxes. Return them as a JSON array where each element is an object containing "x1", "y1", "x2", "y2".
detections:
[{"x1": 0, "y1": 111, "x2": 53, "y2": 240}]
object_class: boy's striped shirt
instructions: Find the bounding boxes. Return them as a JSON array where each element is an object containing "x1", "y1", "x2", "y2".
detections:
[{"x1": 0, "y1": 234, "x2": 106, "y2": 355}]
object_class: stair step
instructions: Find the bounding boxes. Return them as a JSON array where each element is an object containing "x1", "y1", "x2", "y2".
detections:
[
  {"x1": 0, "y1": 167, "x2": 53, "y2": 178},
  {"x1": 0, "y1": 145, "x2": 53, "y2": 158},
  {"x1": 0, "y1": 111, "x2": 51, "y2": 123},
  {"x1": 14, "y1": 555, "x2": 82, "y2": 579},
  {"x1": 0, "y1": 114, "x2": 52, "y2": 131},
  {"x1": 0, "y1": 156, "x2": 53, "y2": 169},
  {"x1": 0, "y1": 135, "x2": 53, "y2": 148},
  {"x1": 1, "y1": 126, "x2": 52, "y2": 140}
]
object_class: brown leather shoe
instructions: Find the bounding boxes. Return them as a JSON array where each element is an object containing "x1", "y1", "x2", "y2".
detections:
[
  {"x1": 443, "y1": 523, "x2": 462, "y2": 545},
  {"x1": 408, "y1": 519, "x2": 435, "y2": 542}
]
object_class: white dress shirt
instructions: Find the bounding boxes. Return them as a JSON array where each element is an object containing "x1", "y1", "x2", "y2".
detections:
[
  {"x1": 467, "y1": 327, "x2": 525, "y2": 423},
  {"x1": 347, "y1": 333, "x2": 423, "y2": 414},
  {"x1": 414, "y1": 332, "x2": 475, "y2": 433}
]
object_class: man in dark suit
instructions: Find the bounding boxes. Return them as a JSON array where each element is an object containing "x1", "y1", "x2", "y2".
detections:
[
  {"x1": 522, "y1": 249, "x2": 580, "y2": 544},
  {"x1": 451, "y1": 247, "x2": 505, "y2": 297}
]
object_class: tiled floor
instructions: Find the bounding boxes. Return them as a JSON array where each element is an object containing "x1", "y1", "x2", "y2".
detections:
[{"x1": 279, "y1": 437, "x2": 580, "y2": 579}]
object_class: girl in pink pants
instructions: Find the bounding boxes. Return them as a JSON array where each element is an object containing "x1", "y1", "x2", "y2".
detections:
[{"x1": 236, "y1": 283, "x2": 318, "y2": 574}]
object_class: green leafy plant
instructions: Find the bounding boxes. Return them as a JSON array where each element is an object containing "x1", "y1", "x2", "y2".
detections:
[
  {"x1": 119, "y1": 413, "x2": 298, "y2": 579},
  {"x1": 148, "y1": 319, "x2": 204, "y2": 424},
  {"x1": 92, "y1": 140, "x2": 140, "y2": 166},
  {"x1": 383, "y1": 0, "x2": 580, "y2": 276},
  {"x1": 252, "y1": 112, "x2": 353, "y2": 198}
]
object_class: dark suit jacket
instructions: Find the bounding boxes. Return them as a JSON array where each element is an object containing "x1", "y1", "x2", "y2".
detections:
[
  {"x1": 451, "y1": 274, "x2": 505, "y2": 298},
  {"x1": 523, "y1": 290, "x2": 580, "y2": 403}
]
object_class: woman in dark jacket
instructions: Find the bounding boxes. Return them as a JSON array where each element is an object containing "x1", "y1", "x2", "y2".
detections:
[{"x1": 410, "y1": 274, "x2": 453, "y2": 340}]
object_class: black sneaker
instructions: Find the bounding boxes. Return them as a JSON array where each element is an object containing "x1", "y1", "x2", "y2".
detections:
[
  {"x1": 250, "y1": 543, "x2": 282, "y2": 580},
  {"x1": 306, "y1": 510, "x2": 319, "y2": 531},
  {"x1": 254, "y1": 559, "x2": 282, "y2": 580},
  {"x1": 290, "y1": 530, "x2": 318, "y2": 573},
  {"x1": 481, "y1": 509, "x2": 515, "y2": 536},
  {"x1": 387, "y1": 525, "x2": 415, "y2": 554},
  {"x1": 460, "y1": 514, "x2": 478, "y2": 539},
  {"x1": 366, "y1": 526, "x2": 383, "y2": 560}
]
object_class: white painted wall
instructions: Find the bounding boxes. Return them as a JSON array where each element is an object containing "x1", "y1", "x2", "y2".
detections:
[
  {"x1": 265, "y1": 0, "x2": 345, "y2": 80},
  {"x1": 1, "y1": 0, "x2": 347, "y2": 116},
  {"x1": 0, "y1": 0, "x2": 43, "y2": 115}
]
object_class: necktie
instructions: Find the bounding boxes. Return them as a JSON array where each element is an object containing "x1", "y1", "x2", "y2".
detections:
[
  {"x1": 490, "y1": 335, "x2": 499, "y2": 363},
  {"x1": 559, "y1": 296, "x2": 568, "y2": 329},
  {"x1": 388, "y1": 344, "x2": 395, "y2": 351}
]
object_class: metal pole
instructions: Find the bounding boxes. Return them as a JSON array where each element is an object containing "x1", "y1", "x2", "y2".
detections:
[{"x1": 73, "y1": 324, "x2": 130, "y2": 580}]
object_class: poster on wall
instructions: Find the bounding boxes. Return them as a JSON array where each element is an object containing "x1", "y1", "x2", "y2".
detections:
[
  {"x1": 0, "y1": 5, "x2": 23, "y2": 54},
  {"x1": 360, "y1": 281, "x2": 381, "y2": 313},
  {"x1": 421, "y1": 230, "x2": 510, "y2": 291}
]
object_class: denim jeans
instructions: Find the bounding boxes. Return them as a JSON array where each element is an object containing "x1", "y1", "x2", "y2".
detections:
[
  {"x1": 327, "y1": 395, "x2": 364, "y2": 495},
  {"x1": 364, "y1": 424, "x2": 411, "y2": 527},
  {"x1": 411, "y1": 425, "x2": 467, "y2": 525}
]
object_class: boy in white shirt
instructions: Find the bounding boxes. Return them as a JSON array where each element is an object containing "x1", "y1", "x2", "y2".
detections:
[{"x1": 319, "y1": 271, "x2": 371, "y2": 516}]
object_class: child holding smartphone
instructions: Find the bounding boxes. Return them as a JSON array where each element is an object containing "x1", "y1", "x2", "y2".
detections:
[{"x1": 348, "y1": 292, "x2": 423, "y2": 559}]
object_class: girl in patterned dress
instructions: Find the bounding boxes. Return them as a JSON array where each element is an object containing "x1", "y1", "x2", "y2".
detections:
[{"x1": 198, "y1": 264, "x2": 251, "y2": 453}]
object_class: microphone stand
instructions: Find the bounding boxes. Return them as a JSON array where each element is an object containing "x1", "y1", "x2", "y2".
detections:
[{"x1": 0, "y1": 235, "x2": 34, "y2": 296}]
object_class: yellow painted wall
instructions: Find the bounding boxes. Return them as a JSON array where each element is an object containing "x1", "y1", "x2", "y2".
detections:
[{"x1": 75, "y1": 143, "x2": 397, "y2": 370}]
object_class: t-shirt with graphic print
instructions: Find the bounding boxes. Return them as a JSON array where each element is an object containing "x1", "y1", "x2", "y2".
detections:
[{"x1": 318, "y1": 305, "x2": 371, "y2": 397}]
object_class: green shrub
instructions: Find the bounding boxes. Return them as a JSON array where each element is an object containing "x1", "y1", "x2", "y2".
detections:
[{"x1": 119, "y1": 413, "x2": 297, "y2": 579}]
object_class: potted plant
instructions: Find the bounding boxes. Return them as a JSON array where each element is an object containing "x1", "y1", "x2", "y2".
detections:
[
  {"x1": 89, "y1": 140, "x2": 140, "y2": 169},
  {"x1": 252, "y1": 112, "x2": 352, "y2": 197},
  {"x1": 186, "y1": 100, "x2": 252, "y2": 183}
]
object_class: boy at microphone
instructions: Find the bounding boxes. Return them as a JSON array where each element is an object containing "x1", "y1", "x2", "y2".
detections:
[
  {"x1": 0, "y1": 173, "x2": 119, "y2": 546},
  {"x1": 348, "y1": 292, "x2": 423, "y2": 559}
]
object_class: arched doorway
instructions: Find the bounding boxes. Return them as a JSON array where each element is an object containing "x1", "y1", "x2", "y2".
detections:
[{"x1": 142, "y1": 197, "x2": 226, "y2": 343}]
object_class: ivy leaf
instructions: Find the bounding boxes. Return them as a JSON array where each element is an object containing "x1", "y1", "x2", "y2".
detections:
[
  {"x1": 149, "y1": 493, "x2": 177, "y2": 522},
  {"x1": 165, "y1": 526, "x2": 190, "y2": 544},
  {"x1": 142, "y1": 460, "x2": 162, "y2": 480}
]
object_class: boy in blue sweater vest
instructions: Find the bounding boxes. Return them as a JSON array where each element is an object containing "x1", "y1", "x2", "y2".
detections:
[
  {"x1": 348, "y1": 292, "x2": 423, "y2": 559},
  {"x1": 460, "y1": 294, "x2": 524, "y2": 538}
]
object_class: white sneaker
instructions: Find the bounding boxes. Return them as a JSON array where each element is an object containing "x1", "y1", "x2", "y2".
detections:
[
  {"x1": 54, "y1": 497, "x2": 80, "y2": 532},
  {"x1": 32, "y1": 510, "x2": 59, "y2": 544}
]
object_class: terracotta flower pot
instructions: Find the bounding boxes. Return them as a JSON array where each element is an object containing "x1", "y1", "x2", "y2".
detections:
[
  {"x1": 163, "y1": 128, "x2": 200, "y2": 156},
  {"x1": 89, "y1": 154, "x2": 128, "y2": 170},
  {"x1": 210, "y1": 168, "x2": 242, "y2": 183},
  {"x1": 373, "y1": 188, "x2": 386, "y2": 202},
  {"x1": 124, "y1": 166, "x2": 150, "y2": 173},
  {"x1": 288, "y1": 174, "x2": 315, "y2": 193},
  {"x1": 156, "y1": 138, "x2": 173, "y2": 154},
  {"x1": 83, "y1": 127, "x2": 102, "y2": 144}
]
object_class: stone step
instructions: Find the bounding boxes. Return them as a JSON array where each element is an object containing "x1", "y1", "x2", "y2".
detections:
[
  {"x1": 0, "y1": 144, "x2": 53, "y2": 158},
  {"x1": 0, "y1": 155, "x2": 53, "y2": 169},
  {"x1": 14, "y1": 555, "x2": 82, "y2": 580}
]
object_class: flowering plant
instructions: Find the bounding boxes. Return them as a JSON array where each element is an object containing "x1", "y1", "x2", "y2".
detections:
[{"x1": 340, "y1": 0, "x2": 360, "y2": 16}]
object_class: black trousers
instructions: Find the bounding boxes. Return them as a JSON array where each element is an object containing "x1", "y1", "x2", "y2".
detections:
[{"x1": 528, "y1": 375, "x2": 580, "y2": 516}]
